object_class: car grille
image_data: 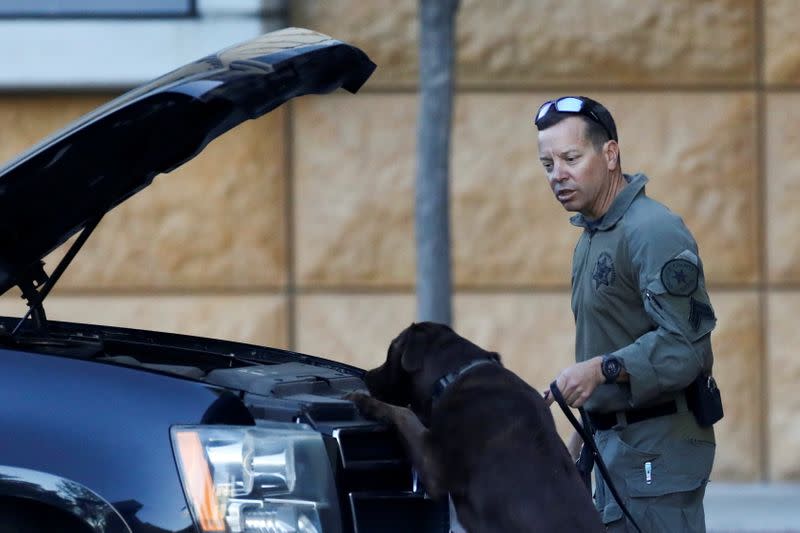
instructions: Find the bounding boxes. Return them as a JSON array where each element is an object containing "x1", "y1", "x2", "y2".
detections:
[{"x1": 328, "y1": 425, "x2": 449, "y2": 533}]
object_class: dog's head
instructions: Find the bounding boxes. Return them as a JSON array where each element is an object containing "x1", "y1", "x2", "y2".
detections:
[{"x1": 364, "y1": 322, "x2": 500, "y2": 416}]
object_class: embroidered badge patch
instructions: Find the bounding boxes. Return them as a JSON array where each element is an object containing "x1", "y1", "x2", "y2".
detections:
[
  {"x1": 592, "y1": 252, "x2": 616, "y2": 290},
  {"x1": 661, "y1": 258, "x2": 699, "y2": 296}
]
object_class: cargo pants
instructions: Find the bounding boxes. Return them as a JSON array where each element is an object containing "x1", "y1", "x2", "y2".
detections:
[
  {"x1": 593, "y1": 410, "x2": 714, "y2": 533},
  {"x1": 602, "y1": 481, "x2": 707, "y2": 532}
]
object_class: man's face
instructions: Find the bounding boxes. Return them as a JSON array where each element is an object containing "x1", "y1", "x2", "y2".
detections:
[{"x1": 537, "y1": 116, "x2": 616, "y2": 220}]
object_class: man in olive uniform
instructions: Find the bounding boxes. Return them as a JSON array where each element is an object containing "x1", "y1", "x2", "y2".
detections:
[{"x1": 536, "y1": 96, "x2": 718, "y2": 532}]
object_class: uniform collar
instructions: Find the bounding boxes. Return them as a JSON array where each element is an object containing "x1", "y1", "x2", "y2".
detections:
[{"x1": 569, "y1": 173, "x2": 648, "y2": 231}]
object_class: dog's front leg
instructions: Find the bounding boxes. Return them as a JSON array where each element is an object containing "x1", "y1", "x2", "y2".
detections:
[{"x1": 347, "y1": 392, "x2": 445, "y2": 499}]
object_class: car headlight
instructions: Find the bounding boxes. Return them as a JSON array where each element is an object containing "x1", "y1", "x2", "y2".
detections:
[{"x1": 171, "y1": 423, "x2": 341, "y2": 533}]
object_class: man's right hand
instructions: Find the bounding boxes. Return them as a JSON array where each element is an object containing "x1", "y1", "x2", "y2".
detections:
[{"x1": 544, "y1": 356, "x2": 604, "y2": 408}]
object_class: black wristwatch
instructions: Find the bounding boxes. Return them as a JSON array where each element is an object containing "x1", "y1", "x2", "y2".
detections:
[{"x1": 601, "y1": 354, "x2": 623, "y2": 384}]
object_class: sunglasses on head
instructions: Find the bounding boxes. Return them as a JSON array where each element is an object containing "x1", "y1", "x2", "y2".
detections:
[{"x1": 535, "y1": 96, "x2": 616, "y2": 141}]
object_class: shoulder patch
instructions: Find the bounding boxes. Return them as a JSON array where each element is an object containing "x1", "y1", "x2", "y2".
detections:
[{"x1": 661, "y1": 258, "x2": 699, "y2": 296}]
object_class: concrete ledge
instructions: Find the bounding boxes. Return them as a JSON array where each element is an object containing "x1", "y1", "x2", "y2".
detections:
[
  {"x1": 0, "y1": 19, "x2": 264, "y2": 89},
  {"x1": 705, "y1": 483, "x2": 800, "y2": 532},
  {"x1": 0, "y1": 0, "x2": 287, "y2": 89}
]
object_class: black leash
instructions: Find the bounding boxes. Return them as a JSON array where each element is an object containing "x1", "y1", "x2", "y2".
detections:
[
  {"x1": 576, "y1": 408, "x2": 595, "y2": 491},
  {"x1": 549, "y1": 381, "x2": 643, "y2": 533}
]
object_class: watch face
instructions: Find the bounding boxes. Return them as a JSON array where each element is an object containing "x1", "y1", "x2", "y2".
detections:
[{"x1": 603, "y1": 356, "x2": 621, "y2": 383}]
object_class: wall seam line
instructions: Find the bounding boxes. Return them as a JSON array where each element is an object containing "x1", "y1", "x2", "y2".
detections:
[
  {"x1": 754, "y1": 0, "x2": 769, "y2": 482},
  {"x1": 285, "y1": 100, "x2": 298, "y2": 351}
]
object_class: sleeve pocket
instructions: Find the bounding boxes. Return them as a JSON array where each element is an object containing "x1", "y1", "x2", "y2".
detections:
[{"x1": 644, "y1": 279, "x2": 716, "y2": 343}]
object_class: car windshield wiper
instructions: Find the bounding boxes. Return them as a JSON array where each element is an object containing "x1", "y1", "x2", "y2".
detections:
[{"x1": 0, "y1": 325, "x2": 105, "y2": 358}]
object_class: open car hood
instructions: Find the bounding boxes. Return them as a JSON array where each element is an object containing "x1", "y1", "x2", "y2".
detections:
[{"x1": 0, "y1": 27, "x2": 375, "y2": 296}]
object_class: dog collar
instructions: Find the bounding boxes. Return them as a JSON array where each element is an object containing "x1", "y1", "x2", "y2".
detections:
[{"x1": 431, "y1": 358, "x2": 499, "y2": 403}]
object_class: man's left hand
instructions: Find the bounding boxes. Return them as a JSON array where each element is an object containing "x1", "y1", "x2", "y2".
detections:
[{"x1": 543, "y1": 356, "x2": 604, "y2": 408}]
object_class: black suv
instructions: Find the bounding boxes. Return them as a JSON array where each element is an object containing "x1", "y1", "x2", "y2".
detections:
[{"x1": 0, "y1": 28, "x2": 448, "y2": 533}]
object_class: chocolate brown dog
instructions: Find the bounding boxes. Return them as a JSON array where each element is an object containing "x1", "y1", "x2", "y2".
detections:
[{"x1": 347, "y1": 322, "x2": 604, "y2": 533}]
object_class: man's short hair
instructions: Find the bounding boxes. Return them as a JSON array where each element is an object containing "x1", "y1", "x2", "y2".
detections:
[{"x1": 535, "y1": 96, "x2": 618, "y2": 152}]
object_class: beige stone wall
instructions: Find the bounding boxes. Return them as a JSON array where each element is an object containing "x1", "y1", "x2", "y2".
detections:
[{"x1": 1, "y1": 0, "x2": 798, "y2": 481}]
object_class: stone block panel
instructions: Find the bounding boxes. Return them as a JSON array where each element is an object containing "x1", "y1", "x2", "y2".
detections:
[
  {"x1": 766, "y1": 94, "x2": 800, "y2": 282},
  {"x1": 293, "y1": 92, "x2": 572, "y2": 289},
  {"x1": 765, "y1": 0, "x2": 800, "y2": 84},
  {"x1": 293, "y1": 95, "x2": 417, "y2": 288},
  {"x1": 0, "y1": 293, "x2": 288, "y2": 348},
  {"x1": 707, "y1": 290, "x2": 762, "y2": 481},
  {"x1": 45, "y1": 109, "x2": 288, "y2": 290},
  {"x1": 290, "y1": 1, "x2": 419, "y2": 87},
  {"x1": 767, "y1": 292, "x2": 800, "y2": 480},
  {"x1": 292, "y1": 0, "x2": 756, "y2": 88},
  {"x1": 450, "y1": 95, "x2": 578, "y2": 287},
  {"x1": 295, "y1": 293, "x2": 416, "y2": 369},
  {"x1": 295, "y1": 292, "x2": 577, "y2": 383},
  {"x1": 0, "y1": 95, "x2": 106, "y2": 164},
  {"x1": 596, "y1": 92, "x2": 759, "y2": 285},
  {"x1": 457, "y1": 0, "x2": 756, "y2": 88},
  {"x1": 294, "y1": 92, "x2": 757, "y2": 288}
]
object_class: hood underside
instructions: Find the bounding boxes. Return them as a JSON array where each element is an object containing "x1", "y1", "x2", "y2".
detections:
[{"x1": 0, "y1": 27, "x2": 375, "y2": 296}]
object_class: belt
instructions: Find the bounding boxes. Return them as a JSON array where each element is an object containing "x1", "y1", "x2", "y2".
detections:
[{"x1": 587, "y1": 399, "x2": 679, "y2": 431}]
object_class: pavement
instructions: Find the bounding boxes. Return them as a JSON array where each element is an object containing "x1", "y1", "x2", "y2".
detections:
[
  {"x1": 705, "y1": 483, "x2": 800, "y2": 533},
  {"x1": 448, "y1": 482, "x2": 800, "y2": 532}
]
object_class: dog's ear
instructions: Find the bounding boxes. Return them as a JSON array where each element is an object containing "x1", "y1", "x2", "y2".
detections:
[
  {"x1": 400, "y1": 322, "x2": 457, "y2": 373},
  {"x1": 400, "y1": 323, "x2": 429, "y2": 373}
]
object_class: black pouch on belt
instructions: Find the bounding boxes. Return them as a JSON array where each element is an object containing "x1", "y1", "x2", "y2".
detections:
[{"x1": 686, "y1": 373, "x2": 724, "y2": 427}]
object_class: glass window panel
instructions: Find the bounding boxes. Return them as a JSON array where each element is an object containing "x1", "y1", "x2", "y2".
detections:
[{"x1": 0, "y1": 0, "x2": 194, "y2": 17}]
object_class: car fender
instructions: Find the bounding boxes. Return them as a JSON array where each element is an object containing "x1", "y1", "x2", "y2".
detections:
[
  {"x1": 0, "y1": 346, "x2": 244, "y2": 531},
  {"x1": 0, "y1": 465, "x2": 131, "y2": 532}
]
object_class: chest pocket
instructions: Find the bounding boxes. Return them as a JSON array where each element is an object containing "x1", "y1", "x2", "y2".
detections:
[
  {"x1": 584, "y1": 248, "x2": 639, "y2": 318},
  {"x1": 590, "y1": 251, "x2": 617, "y2": 292}
]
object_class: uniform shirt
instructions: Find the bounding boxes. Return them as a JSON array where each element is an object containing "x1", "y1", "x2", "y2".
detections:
[
  {"x1": 570, "y1": 173, "x2": 716, "y2": 413},
  {"x1": 570, "y1": 173, "x2": 717, "y2": 526}
]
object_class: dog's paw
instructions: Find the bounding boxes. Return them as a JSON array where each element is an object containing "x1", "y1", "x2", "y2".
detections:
[
  {"x1": 346, "y1": 391, "x2": 390, "y2": 421},
  {"x1": 342, "y1": 389, "x2": 370, "y2": 401},
  {"x1": 345, "y1": 390, "x2": 373, "y2": 409}
]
